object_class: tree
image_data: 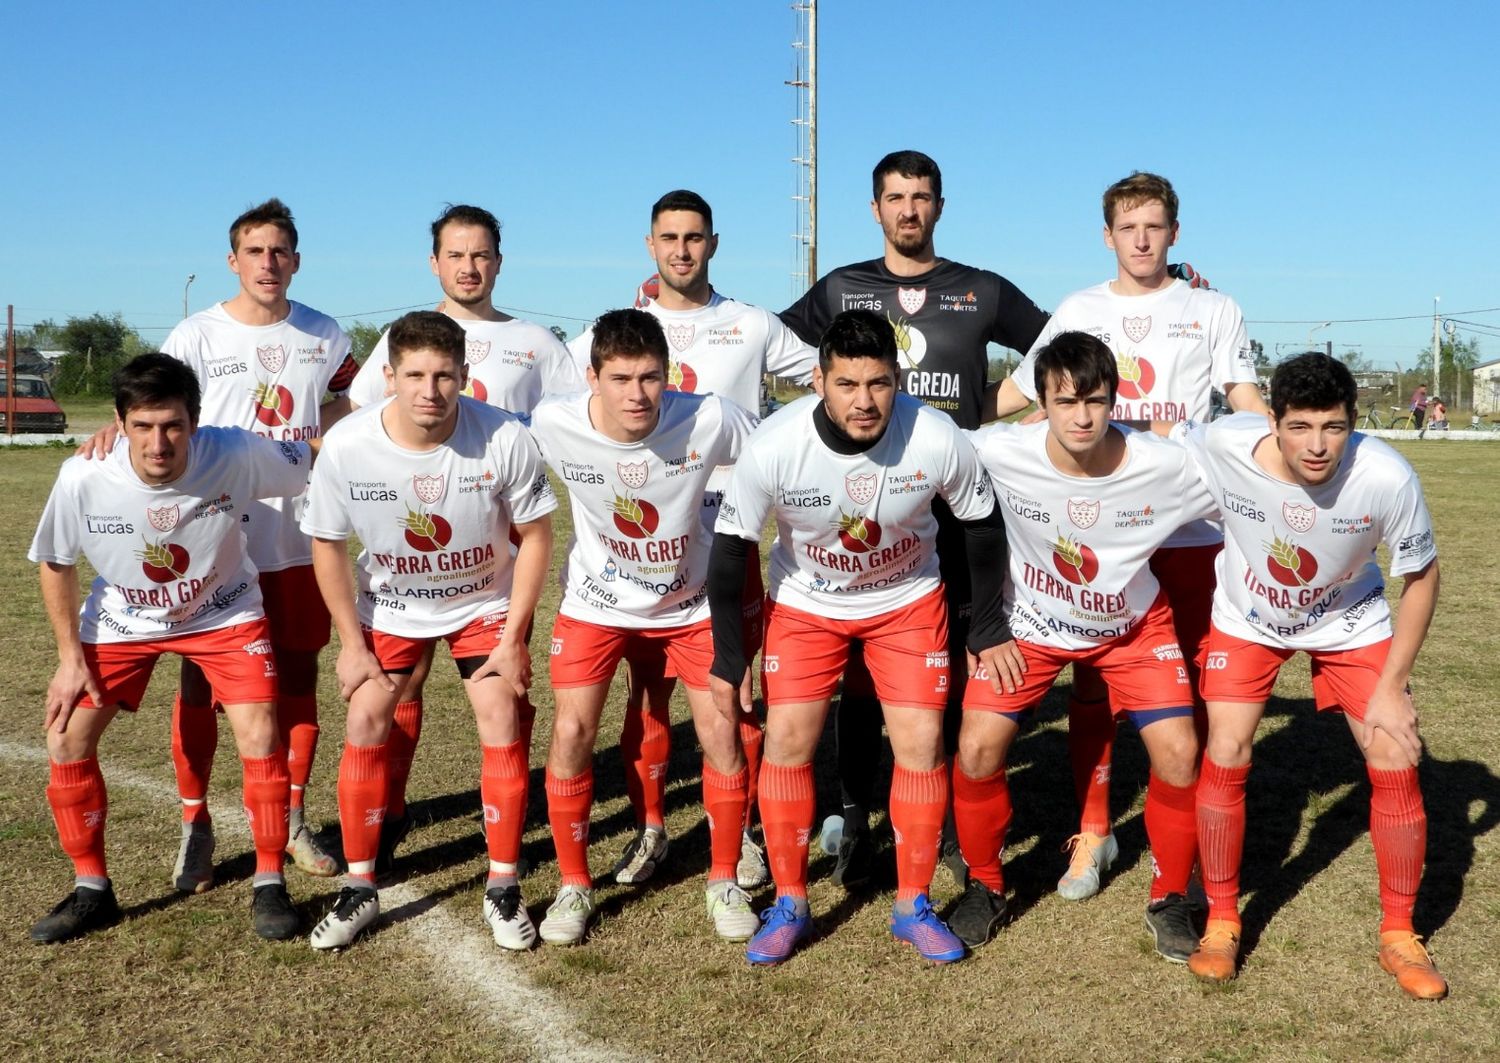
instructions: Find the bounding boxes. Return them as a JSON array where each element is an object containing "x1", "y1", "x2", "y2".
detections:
[
  {"x1": 347, "y1": 321, "x2": 385, "y2": 364},
  {"x1": 549, "y1": 324, "x2": 569, "y2": 345},
  {"x1": 49, "y1": 314, "x2": 149, "y2": 396},
  {"x1": 1417, "y1": 334, "x2": 1484, "y2": 404},
  {"x1": 1250, "y1": 338, "x2": 1270, "y2": 370}
]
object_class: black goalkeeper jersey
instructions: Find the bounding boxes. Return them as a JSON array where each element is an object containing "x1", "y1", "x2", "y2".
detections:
[{"x1": 780, "y1": 257, "x2": 1049, "y2": 430}]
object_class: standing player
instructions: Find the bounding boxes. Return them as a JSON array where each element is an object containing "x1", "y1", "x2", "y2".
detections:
[
  {"x1": 708, "y1": 310, "x2": 1012, "y2": 966},
  {"x1": 300, "y1": 311, "x2": 555, "y2": 950},
  {"x1": 569, "y1": 191, "x2": 817, "y2": 889},
  {"x1": 949, "y1": 332, "x2": 1214, "y2": 963},
  {"x1": 347, "y1": 204, "x2": 583, "y2": 870},
  {"x1": 997, "y1": 172, "x2": 1265, "y2": 902},
  {"x1": 1180, "y1": 354, "x2": 1445, "y2": 999},
  {"x1": 29, "y1": 354, "x2": 317, "y2": 943},
  {"x1": 530, "y1": 309, "x2": 758, "y2": 945}
]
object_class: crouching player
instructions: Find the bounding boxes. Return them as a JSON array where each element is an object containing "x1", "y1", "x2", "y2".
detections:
[
  {"x1": 300, "y1": 311, "x2": 555, "y2": 951},
  {"x1": 29, "y1": 353, "x2": 317, "y2": 943},
  {"x1": 1182, "y1": 353, "x2": 1446, "y2": 999},
  {"x1": 708, "y1": 309, "x2": 1012, "y2": 966},
  {"x1": 952, "y1": 331, "x2": 1216, "y2": 963},
  {"x1": 529, "y1": 308, "x2": 758, "y2": 945}
]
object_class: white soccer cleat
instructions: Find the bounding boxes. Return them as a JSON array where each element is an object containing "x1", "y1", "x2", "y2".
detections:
[
  {"x1": 309, "y1": 885, "x2": 379, "y2": 950},
  {"x1": 736, "y1": 830, "x2": 769, "y2": 890},
  {"x1": 612, "y1": 826, "x2": 669, "y2": 885},
  {"x1": 705, "y1": 881, "x2": 761, "y2": 941},
  {"x1": 1057, "y1": 832, "x2": 1119, "y2": 901},
  {"x1": 483, "y1": 884, "x2": 537, "y2": 951},
  {"x1": 538, "y1": 885, "x2": 596, "y2": 946}
]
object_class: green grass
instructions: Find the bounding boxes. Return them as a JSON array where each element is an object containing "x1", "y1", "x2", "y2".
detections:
[{"x1": 0, "y1": 443, "x2": 1497, "y2": 1061}]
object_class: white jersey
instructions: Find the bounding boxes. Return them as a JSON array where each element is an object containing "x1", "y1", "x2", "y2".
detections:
[
  {"x1": 530, "y1": 390, "x2": 756, "y2": 627},
  {"x1": 348, "y1": 316, "x2": 583, "y2": 416},
  {"x1": 716, "y1": 393, "x2": 994, "y2": 621},
  {"x1": 1178, "y1": 413, "x2": 1437, "y2": 651},
  {"x1": 161, "y1": 301, "x2": 357, "y2": 572},
  {"x1": 300, "y1": 398, "x2": 558, "y2": 639},
  {"x1": 29, "y1": 428, "x2": 312, "y2": 644},
  {"x1": 1010, "y1": 279, "x2": 1257, "y2": 549},
  {"x1": 969, "y1": 421, "x2": 1217, "y2": 651}
]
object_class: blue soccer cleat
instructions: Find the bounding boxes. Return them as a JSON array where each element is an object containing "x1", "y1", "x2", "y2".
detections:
[
  {"x1": 746, "y1": 896, "x2": 814, "y2": 966},
  {"x1": 890, "y1": 893, "x2": 966, "y2": 964}
]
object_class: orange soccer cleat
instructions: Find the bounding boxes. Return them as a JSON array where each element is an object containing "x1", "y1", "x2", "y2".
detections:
[
  {"x1": 1188, "y1": 919, "x2": 1242, "y2": 983},
  {"x1": 1379, "y1": 931, "x2": 1449, "y2": 1001}
]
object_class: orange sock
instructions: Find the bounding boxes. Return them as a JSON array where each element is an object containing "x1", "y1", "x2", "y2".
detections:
[
  {"x1": 1196, "y1": 757, "x2": 1249, "y2": 925},
  {"x1": 702, "y1": 761, "x2": 749, "y2": 882},
  {"x1": 384, "y1": 699, "x2": 423, "y2": 819},
  {"x1": 758, "y1": 761, "x2": 815, "y2": 899},
  {"x1": 890, "y1": 764, "x2": 946, "y2": 903},
  {"x1": 278, "y1": 693, "x2": 319, "y2": 807},
  {"x1": 545, "y1": 767, "x2": 594, "y2": 888},
  {"x1": 172, "y1": 693, "x2": 216, "y2": 825},
  {"x1": 337, "y1": 743, "x2": 387, "y2": 884},
  {"x1": 1068, "y1": 694, "x2": 1114, "y2": 837},
  {"x1": 242, "y1": 752, "x2": 290, "y2": 879},
  {"x1": 47, "y1": 757, "x2": 108, "y2": 880},
  {"x1": 516, "y1": 693, "x2": 537, "y2": 759},
  {"x1": 1368, "y1": 765, "x2": 1426, "y2": 933},
  {"x1": 481, "y1": 742, "x2": 529, "y2": 882},
  {"x1": 738, "y1": 717, "x2": 764, "y2": 831},
  {"x1": 953, "y1": 765, "x2": 1010, "y2": 893},
  {"x1": 1145, "y1": 772, "x2": 1198, "y2": 901},
  {"x1": 621, "y1": 697, "x2": 670, "y2": 830}
]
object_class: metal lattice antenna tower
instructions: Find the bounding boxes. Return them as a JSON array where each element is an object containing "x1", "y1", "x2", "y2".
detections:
[{"x1": 789, "y1": 1, "x2": 816, "y2": 295}]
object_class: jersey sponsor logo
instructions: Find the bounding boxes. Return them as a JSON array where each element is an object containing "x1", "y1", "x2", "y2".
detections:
[
  {"x1": 146, "y1": 504, "x2": 181, "y2": 533},
  {"x1": 844, "y1": 472, "x2": 877, "y2": 506},
  {"x1": 1115, "y1": 351, "x2": 1156, "y2": 400},
  {"x1": 1005, "y1": 489, "x2": 1052, "y2": 524},
  {"x1": 1222, "y1": 489, "x2": 1266, "y2": 522},
  {"x1": 1066, "y1": 498, "x2": 1100, "y2": 530},
  {"x1": 252, "y1": 381, "x2": 295, "y2": 427},
  {"x1": 1398, "y1": 529, "x2": 1433, "y2": 558},
  {"x1": 1151, "y1": 642, "x2": 1184, "y2": 661},
  {"x1": 887, "y1": 470, "x2": 930, "y2": 496},
  {"x1": 840, "y1": 291, "x2": 882, "y2": 312},
  {"x1": 462, "y1": 378, "x2": 489, "y2": 403},
  {"x1": 1205, "y1": 651, "x2": 1229, "y2": 670},
  {"x1": 1114, "y1": 504, "x2": 1155, "y2": 529},
  {"x1": 599, "y1": 557, "x2": 619, "y2": 581},
  {"x1": 1122, "y1": 316, "x2": 1152, "y2": 344},
  {"x1": 1051, "y1": 534, "x2": 1099, "y2": 586},
  {"x1": 242, "y1": 638, "x2": 274, "y2": 656},
  {"x1": 706, "y1": 326, "x2": 744, "y2": 346},
  {"x1": 667, "y1": 323, "x2": 695, "y2": 352},
  {"x1": 890, "y1": 315, "x2": 929, "y2": 367},
  {"x1": 192, "y1": 493, "x2": 236, "y2": 519},
  {"x1": 663, "y1": 449, "x2": 704, "y2": 478},
  {"x1": 561, "y1": 459, "x2": 605, "y2": 485},
  {"x1": 295, "y1": 343, "x2": 328, "y2": 364},
  {"x1": 207, "y1": 359, "x2": 248, "y2": 378},
  {"x1": 466, "y1": 339, "x2": 492, "y2": 365},
  {"x1": 898, "y1": 287, "x2": 927, "y2": 315},
  {"x1": 350, "y1": 480, "x2": 398, "y2": 501},
  {"x1": 778, "y1": 487, "x2": 830, "y2": 509},
  {"x1": 617, "y1": 461, "x2": 649, "y2": 489},
  {"x1": 400, "y1": 506, "x2": 454, "y2": 551},
  {"x1": 256, "y1": 344, "x2": 286, "y2": 373},
  {"x1": 137, "y1": 536, "x2": 190, "y2": 583},
  {"x1": 667, "y1": 357, "x2": 699, "y2": 393},
  {"x1": 834, "y1": 510, "x2": 882, "y2": 552},
  {"x1": 1281, "y1": 501, "x2": 1316, "y2": 534},
  {"x1": 1167, "y1": 321, "x2": 1205, "y2": 341},
  {"x1": 1331, "y1": 514, "x2": 1373, "y2": 535},
  {"x1": 500, "y1": 347, "x2": 537, "y2": 368},
  {"x1": 413, "y1": 474, "x2": 446, "y2": 505},
  {"x1": 86, "y1": 513, "x2": 135, "y2": 535},
  {"x1": 1262, "y1": 532, "x2": 1319, "y2": 587},
  {"x1": 611, "y1": 493, "x2": 660, "y2": 538},
  {"x1": 939, "y1": 291, "x2": 978, "y2": 313}
]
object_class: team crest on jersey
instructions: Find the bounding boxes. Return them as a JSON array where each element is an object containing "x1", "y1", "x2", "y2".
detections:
[
  {"x1": 1282, "y1": 501, "x2": 1316, "y2": 534},
  {"x1": 845, "y1": 472, "x2": 877, "y2": 506},
  {"x1": 617, "y1": 461, "x2": 649, "y2": 489},
  {"x1": 412, "y1": 474, "x2": 446, "y2": 505},
  {"x1": 466, "y1": 339, "x2": 492, "y2": 365},
  {"x1": 1122, "y1": 316, "x2": 1152, "y2": 343},
  {"x1": 1066, "y1": 498, "x2": 1100, "y2": 529},
  {"x1": 898, "y1": 287, "x2": 927, "y2": 315},
  {"x1": 667, "y1": 324, "x2": 695, "y2": 352},
  {"x1": 256, "y1": 344, "x2": 286, "y2": 373},
  {"x1": 146, "y1": 504, "x2": 180, "y2": 532}
]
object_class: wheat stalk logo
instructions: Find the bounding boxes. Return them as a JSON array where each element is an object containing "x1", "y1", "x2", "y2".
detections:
[
  {"x1": 138, "y1": 536, "x2": 187, "y2": 579},
  {"x1": 613, "y1": 494, "x2": 646, "y2": 526},
  {"x1": 252, "y1": 382, "x2": 290, "y2": 426},
  {"x1": 1116, "y1": 352, "x2": 1143, "y2": 386},
  {"x1": 837, "y1": 509, "x2": 873, "y2": 544},
  {"x1": 1053, "y1": 533, "x2": 1091, "y2": 586},
  {"x1": 1263, "y1": 532, "x2": 1312, "y2": 586},
  {"x1": 401, "y1": 506, "x2": 439, "y2": 541}
]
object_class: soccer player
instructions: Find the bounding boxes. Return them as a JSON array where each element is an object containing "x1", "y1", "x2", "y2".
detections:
[
  {"x1": 1181, "y1": 353, "x2": 1445, "y2": 999},
  {"x1": 569, "y1": 190, "x2": 817, "y2": 889},
  {"x1": 347, "y1": 204, "x2": 582, "y2": 871},
  {"x1": 948, "y1": 331, "x2": 1215, "y2": 963},
  {"x1": 997, "y1": 172, "x2": 1266, "y2": 903},
  {"x1": 29, "y1": 353, "x2": 317, "y2": 943},
  {"x1": 708, "y1": 309, "x2": 1011, "y2": 966},
  {"x1": 530, "y1": 308, "x2": 758, "y2": 945},
  {"x1": 300, "y1": 311, "x2": 555, "y2": 950}
]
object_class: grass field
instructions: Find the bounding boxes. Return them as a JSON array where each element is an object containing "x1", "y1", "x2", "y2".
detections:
[{"x1": 1, "y1": 440, "x2": 1497, "y2": 1062}]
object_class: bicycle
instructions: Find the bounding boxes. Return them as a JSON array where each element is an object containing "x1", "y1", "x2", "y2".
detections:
[
  {"x1": 1360, "y1": 404, "x2": 1384, "y2": 430},
  {"x1": 1388, "y1": 407, "x2": 1419, "y2": 431}
]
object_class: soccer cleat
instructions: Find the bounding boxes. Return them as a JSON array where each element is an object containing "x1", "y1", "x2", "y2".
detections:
[
  {"x1": 539, "y1": 885, "x2": 596, "y2": 946},
  {"x1": 612, "y1": 826, "x2": 669, "y2": 885},
  {"x1": 1188, "y1": 919, "x2": 1242, "y2": 983},
  {"x1": 705, "y1": 881, "x2": 761, "y2": 941},
  {"x1": 309, "y1": 885, "x2": 379, "y2": 950},
  {"x1": 831, "y1": 825, "x2": 875, "y2": 891},
  {"x1": 1057, "y1": 832, "x2": 1118, "y2": 901},
  {"x1": 375, "y1": 811, "x2": 411, "y2": 877},
  {"x1": 746, "y1": 896, "x2": 814, "y2": 965},
  {"x1": 891, "y1": 894, "x2": 966, "y2": 964},
  {"x1": 1144, "y1": 893, "x2": 1199, "y2": 964},
  {"x1": 30, "y1": 883, "x2": 122, "y2": 944},
  {"x1": 947, "y1": 879, "x2": 1007, "y2": 948},
  {"x1": 483, "y1": 884, "x2": 537, "y2": 951},
  {"x1": 938, "y1": 829, "x2": 970, "y2": 892},
  {"x1": 251, "y1": 882, "x2": 301, "y2": 941},
  {"x1": 1379, "y1": 931, "x2": 1449, "y2": 1000},
  {"x1": 286, "y1": 823, "x2": 339, "y2": 877},
  {"x1": 173, "y1": 822, "x2": 216, "y2": 894},
  {"x1": 736, "y1": 830, "x2": 769, "y2": 890}
]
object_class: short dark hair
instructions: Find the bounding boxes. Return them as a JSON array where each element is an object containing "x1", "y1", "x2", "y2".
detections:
[
  {"x1": 1033, "y1": 331, "x2": 1118, "y2": 406},
  {"x1": 1270, "y1": 353, "x2": 1357, "y2": 421},
  {"x1": 651, "y1": 189, "x2": 713, "y2": 231},
  {"x1": 590, "y1": 309, "x2": 668, "y2": 372},
  {"x1": 387, "y1": 311, "x2": 466, "y2": 369},
  {"x1": 113, "y1": 353, "x2": 201, "y2": 424},
  {"x1": 230, "y1": 198, "x2": 297, "y2": 252},
  {"x1": 872, "y1": 150, "x2": 942, "y2": 202},
  {"x1": 818, "y1": 309, "x2": 898, "y2": 373},
  {"x1": 431, "y1": 204, "x2": 502, "y2": 256}
]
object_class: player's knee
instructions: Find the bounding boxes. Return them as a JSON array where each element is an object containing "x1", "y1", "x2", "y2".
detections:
[
  {"x1": 1205, "y1": 731, "x2": 1253, "y2": 768},
  {"x1": 227, "y1": 704, "x2": 280, "y2": 757}
]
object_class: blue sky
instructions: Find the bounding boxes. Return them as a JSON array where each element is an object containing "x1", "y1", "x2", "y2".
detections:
[{"x1": 4, "y1": 1, "x2": 1496, "y2": 380}]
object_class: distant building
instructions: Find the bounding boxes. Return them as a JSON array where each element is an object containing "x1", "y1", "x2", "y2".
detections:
[{"x1": 1473, "y1": 359, "x2": 1500, "y2": 415}]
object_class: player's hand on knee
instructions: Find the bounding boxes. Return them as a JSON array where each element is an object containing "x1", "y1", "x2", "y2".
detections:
[
  {"x1": 709, "y1": 674, "x2": 741, "y2": 724},
  {"x1": 1360, "y1": 685, "x2": 1422, "y2": 767},
  {"x1": 336, "y1": 645, "x2": 395, "y2": 701},
  {"x1": 472, "y1": 640, "x2": 531, "y2": 699},
  {"x1": 737, "y1": 672, "x2": 755, "y2": 715},
  {"x1": 976, "y1": 640, "x2": 1027, "y2": 695},
  {"x1": 44, "y1": 657, "x2": 102, "y2": 734}
]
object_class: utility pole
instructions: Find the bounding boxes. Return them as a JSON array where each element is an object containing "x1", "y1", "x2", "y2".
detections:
[
  {"x1": 789, "y1": 1, "x2": 816, "y2": 294},
  {"x1": 184, "y1": 273, "x2": 196, "y2": 320},
  {"x1": 5, "y1": 306, "x2": 14, "y2": 440},
  {"x1": 1432, "y1": 295, "x2": 1441, "y2": 400}
]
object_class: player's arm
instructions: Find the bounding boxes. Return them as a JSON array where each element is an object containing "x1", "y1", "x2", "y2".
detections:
[
  {"x1": 960, "y1": 499, "x2": 1025, "y2": 693},
  {"x1": 1360, "y1": 559, "x2": 1439, "y2": 766},
  {"x1": 706, "y1": 532, "x2": 756, "y2": 722},
  {"x1": 777, "y1": 281, "x2": 831, "y2": 347},
  {"x1": 470, "y1": 515, "x2": 552, "y2": 698},
  {"x1": 982, "y1": 376, "x2": 1033, "y2": 423},
  {"x1": 1223, "y1": 381, "x2": 1267, "y2": 415},
  {"x1": 311, "y1": 537, "x2": 395, "y2": 700},
  {"x1": 39, "y1": 561, "x2": 104, "y2": 733},
  {"x1": 319, "y1": 394, "x2": 352, "y2": 428}
]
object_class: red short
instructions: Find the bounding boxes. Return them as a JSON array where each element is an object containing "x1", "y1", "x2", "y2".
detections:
[
  {"x1": 652, "y1": 556, "x2": 763, "y2": 681},
  {"x1": 79, "y1": 620, "x2": 279, "y2": 711},
  {"x1": 1149, "y1": 542, "x2": 1222, "y2": 671},
  {"x1": 1200, "y1": 627, "x2": 1392, "y2": 722},
  {"x1": 364, "y1": 611, "x2": 508, "y2": 675},
  {"x1": 761, "y1": 588, "x2": 950, "y2": 709},
  {"x1": 260, "y1": 564, "x2": 332, "y2": 653},
  {"x1": 549, "y1": 613, "x2": 714, "y2": 691},
  {"x1": 964, "y1": 595, "x2": 1191, "y2": 715}
]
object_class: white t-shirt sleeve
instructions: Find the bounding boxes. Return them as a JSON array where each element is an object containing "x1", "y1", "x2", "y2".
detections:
[
  {"x1": 233, "y1": 430, "x2": 314, "y2": 499},
  {"x1": 1380, "y1": 465, "x2": 1437, "y2": 576},
  {"x1": 539, "y1": 334, "x2": 586, "y2": 397},
  {"x1": 28, "y1": 461, "x2": 85, "y2": 565},
  {"x1": 495, "y1": 425, "x2": 559, "y2": 525},
  {"x1": 715, "y1": 396, "x2": 759, "y2": 467},
  {"x1": 1009, "y1": 316, "x2": 1063, "y2": 402},
  {"x1": 932, "y1": 416, "x2": 995, "y2": 522},
  {"x1": 300, "y1": 444, "x2": 353, "y2": 541},
  {"x1": 348, "y1": 332, "x2": 392, "y2": 408},
  {"x1": 715, "y1": 442, "x2": 772, "y2": 541},
  {"x1": 1210, "y1": 297, "x2": 1258, "y2": 391},
  {"x1": 565, "y1": 329, "x2": 594, "y2": 381},
  {"x1": 760, "y1": 310, "x2": 818, "y2": 386}
]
